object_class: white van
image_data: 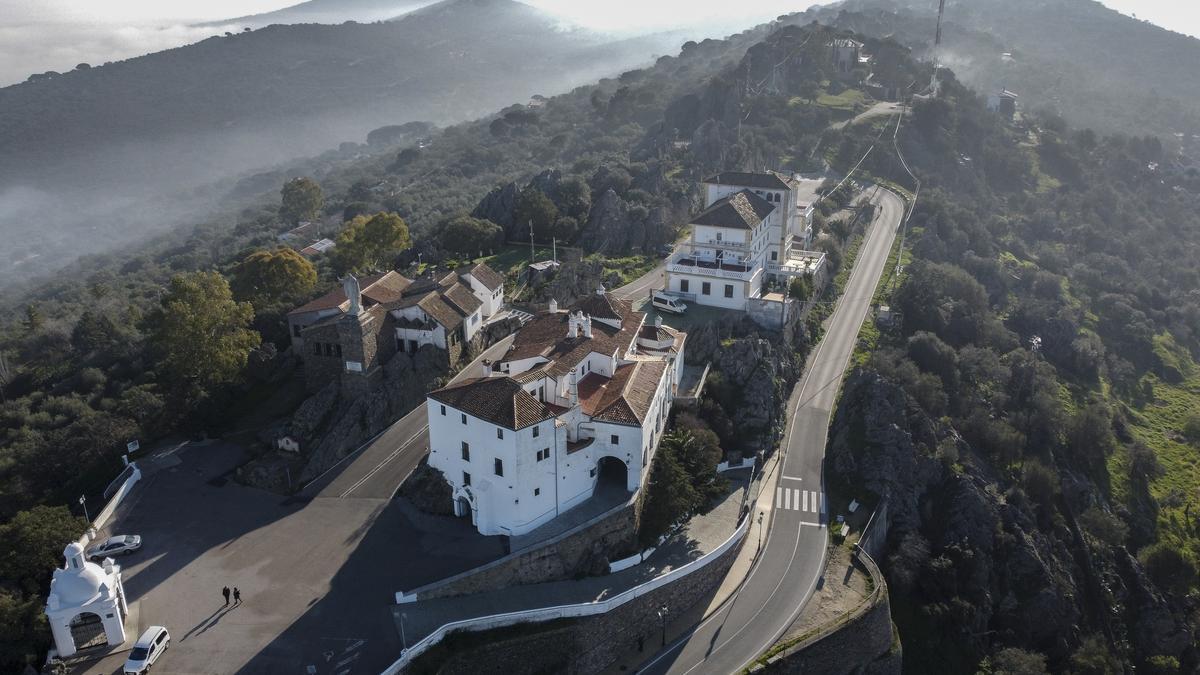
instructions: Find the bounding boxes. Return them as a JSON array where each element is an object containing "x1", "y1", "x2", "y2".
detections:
[
  {"x1": 651, "y1": 292, "x2": 688, "y2": 315},
  {"x1": 124, "y1": 626, "x2": 170, "y2": 674}
]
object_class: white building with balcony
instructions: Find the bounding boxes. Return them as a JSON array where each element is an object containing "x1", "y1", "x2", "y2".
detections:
[
  {"x1": 426, "y1": 290, "x2": 686, "y2": 537},
  {"x1": 667, "y1": 173, "x2": 828, "y2": 312}
]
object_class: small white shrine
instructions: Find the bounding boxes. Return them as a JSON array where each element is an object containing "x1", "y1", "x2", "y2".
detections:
[{"x1": 45, "y1": 542, "x2": 128, "y2": 657}]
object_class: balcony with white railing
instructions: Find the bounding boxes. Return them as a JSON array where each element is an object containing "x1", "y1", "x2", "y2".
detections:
[{"x1": 667, "y1": 254, "x2": 760, "y2": 281}]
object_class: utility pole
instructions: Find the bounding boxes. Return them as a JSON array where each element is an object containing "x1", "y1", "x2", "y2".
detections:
[{"x1": 552, "y1": 237, "x2": 557, "y2": 264}]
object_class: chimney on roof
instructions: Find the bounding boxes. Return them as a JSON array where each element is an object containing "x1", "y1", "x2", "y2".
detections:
[
  {"x1": 596, "y1": 285, "x2": 606, "y2": 296},
  {"x1": 342, "y1": 275, "x2": 363, "y2": 316},
  {"x1": 549, "y1": 298, "x2": 558, "y2": 313},
  {"x1": 655, "y1": 315, "x2": 663, "y2": 329},
  {"x1": 582, "y1": 315, "x2": 593, "y2": 339},
  {"x1": 568, "y1": 312, "x2": 579, "y2": 339},
  {"x1": 568, "y1": 368, "x2": 579, "y2": 407}
]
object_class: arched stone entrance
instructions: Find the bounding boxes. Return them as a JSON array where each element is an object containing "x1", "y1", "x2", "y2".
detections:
[
  {"x1": 451, "y1": 486, "x2": 477, "y2": 525},
  {"x1": 46, "y1": 542, "x2": 128, "y2": 657},
  {"x1": 69, "y1": 612, "x2": 106, "y2": 652},
  {"x1": 596, "y1": 456, "x2": 630, "y2": 493}
]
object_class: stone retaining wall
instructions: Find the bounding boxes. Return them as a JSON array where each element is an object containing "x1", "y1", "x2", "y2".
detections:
[
  {"x1": 419, "y1": 525, "x2": 746, "y2": 674},
  {"x1": 752, "y1": 550, "x2": 901, "y2": 675},
  {"x1": 405, "y1": 498, "x2": 638, "y2": 601}
]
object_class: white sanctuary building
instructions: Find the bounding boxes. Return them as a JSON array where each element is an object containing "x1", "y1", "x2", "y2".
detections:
[
  {"x1": 426, "y1": 289, "x2": 686, "y2": 537},
  {"x1": 45, "y1": 542, "x2": 129, "y2": 657}
]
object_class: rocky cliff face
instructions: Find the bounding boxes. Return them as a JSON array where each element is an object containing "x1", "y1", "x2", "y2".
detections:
[
  {"x1": 295, "y1": 345, "x2": 449, "y2": 483},
  {"x1": 828, "y1": 370, "x2": 1194, "y2": 670},
  {"x1": 687, "y1": 318, "x2": 803, "y2": 453},
  {"x1": 472, "y1": 181, "x2": 521, "y2": 238}
]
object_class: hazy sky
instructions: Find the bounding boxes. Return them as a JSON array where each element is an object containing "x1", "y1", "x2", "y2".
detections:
[{"x1": 0, "y1": 0, "x2": 1197, "y2": 85}]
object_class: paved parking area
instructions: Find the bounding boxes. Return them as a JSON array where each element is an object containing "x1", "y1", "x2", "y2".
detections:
[{"x1": 79, "y1": 442, "x2": 503, "y2": 675}]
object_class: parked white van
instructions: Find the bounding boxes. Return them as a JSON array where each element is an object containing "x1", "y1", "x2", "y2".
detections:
[{"x1": 651, "y1": 291, "x2": 688, "y2": 315}]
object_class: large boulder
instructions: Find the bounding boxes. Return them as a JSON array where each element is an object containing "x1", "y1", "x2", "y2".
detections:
[
  {"x1": 472, "y1": 182, "x2": 521, "y2": 237},
  {"x1": 578, "y1": 189, "x2": 632, "y2": 254}
]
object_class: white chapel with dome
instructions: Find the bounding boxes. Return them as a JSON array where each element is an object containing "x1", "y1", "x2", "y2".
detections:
[{"x1": 45, "y1": 541, "x2": 129, "y2": 657}]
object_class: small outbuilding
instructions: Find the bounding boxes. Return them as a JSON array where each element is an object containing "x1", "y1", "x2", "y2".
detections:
[{"x1": 45, "y1": 542, "x2": 129, "y2": 657}]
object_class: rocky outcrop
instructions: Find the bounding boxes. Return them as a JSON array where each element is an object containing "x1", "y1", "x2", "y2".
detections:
[
  {"x1": 523, "y1": 259, "x2": 620, "y2": 308},
  {"x1": 296, "y1": 346, "x2": 448, "y2": 483},
  {"x1": 399, "y1": 459, "x2": 455, "y2": 516},
  {"x1": 578, "y1": 189, "x2": 632, "y2": 253},
  {"x1": 686, "y1": 319, "x2": 802, "y2": 450},
  {"x1": 472, "y1": 181, "x2": 521, "y2": 237},
  {"x1": 827, "y1": 370, "x2": 1195, "y2": 670}
]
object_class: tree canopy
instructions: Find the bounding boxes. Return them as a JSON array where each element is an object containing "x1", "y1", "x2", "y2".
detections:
[
  {"x1": 230, "y1": 247, "x2": 317, "y2": 308},
  {"x1": 149, "y1": 271, "x2": 260, "y2": 395},
  {"x1": 279, "y1": 177, "x2": 324, "y2": 226},
  {"x1": 334, "y1": 212, "x2": 413, "y2": 273}
]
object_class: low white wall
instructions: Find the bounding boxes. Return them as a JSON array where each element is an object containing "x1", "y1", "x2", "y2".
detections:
[
  {"x1": 607, "y1": 546, "x2": 657, "y2": 574},
  {"x1": 716, "y1": 456, "x2": 757, "y2": 473},
  {"x1": 381, "y1": 516, "x2": 749, "y2": 674},
  {"x1": 92, "y1": 463, "x2": 142, "y2": 531}
]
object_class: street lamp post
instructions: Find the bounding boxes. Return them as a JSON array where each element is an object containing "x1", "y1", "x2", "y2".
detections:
[
  {"x1": 757, "y1": 510, "x2": 765, "y2": 552},
  {"x1": 400, "y1": 612, "x2": 407, "y2": 650},
  {"x1": 79, "y1": 495, "x2": 89, "y2": 522},
  {"x1": 657, "y1": 605, "x2": 669, "y2": 647}
]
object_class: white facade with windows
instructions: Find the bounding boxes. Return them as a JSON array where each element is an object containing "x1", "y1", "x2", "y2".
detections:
[
  {"x1": 668, "y1": 173, "x2": 829, "y2": 312},
  {"x1": 426, "y1": 291, "x2": 684, "y2": 537}
]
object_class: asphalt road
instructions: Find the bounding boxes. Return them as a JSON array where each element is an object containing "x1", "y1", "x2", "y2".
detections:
[
  {"x1": 636, "y1": 187, "x2": 906, "y2": 675},
  {"x1": 303, "y1": 335, "x2": 516, "y2": 500}
]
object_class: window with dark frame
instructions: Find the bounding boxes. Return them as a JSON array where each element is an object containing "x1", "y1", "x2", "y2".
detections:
[
  {"x1": 680, "y1": 279, "x2": 689, "y2": 293},
  {"x1": 610, "y1": 434, "x2": 619, "y2": 445},
  {"x1": 724, "y1": 284, "x2": 734, "y2": 298},
  {"x1": 702, "y1": 282, "x2": 711, "y2": 295},
  {"x1": 532, "y1": 425, "x2": 539, "y2": 438},
  {"x1": 461, "y1": 442, "x2": 470, "y2": 461},
  {"x1": 463, "y1": 471, "x2": 471, "y2": 486},
  {"x1": 461, "y1": 413, "x2": 467, "y2": 425},
  {"x1": 494, "y1": 458, "x2": 504, "y2": 477},
  {"x1": 497, "y1": 428, "x2": 504, "y2": 439}
]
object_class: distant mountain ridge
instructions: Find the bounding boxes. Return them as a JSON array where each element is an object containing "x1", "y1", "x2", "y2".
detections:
[
  {"x1": 0, "y1": 0, "x2": 685, "y2": 286},
  {"x1": 199, "y1": 0, "x2": 434, "y2": 28}
]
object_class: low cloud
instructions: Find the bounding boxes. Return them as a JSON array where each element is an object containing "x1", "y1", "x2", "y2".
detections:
[{"x1": 0, "y1": 20, "x2": 244, "y2": 86}]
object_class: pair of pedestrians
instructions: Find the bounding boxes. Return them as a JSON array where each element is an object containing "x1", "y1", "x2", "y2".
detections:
[{"x1": 221, "y1": 586, "x2": 243, "y2": 606}]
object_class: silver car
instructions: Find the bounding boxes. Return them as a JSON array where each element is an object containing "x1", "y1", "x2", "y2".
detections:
[{"x1": 87, "y1": 535, "x2": 142, "y2": 560}]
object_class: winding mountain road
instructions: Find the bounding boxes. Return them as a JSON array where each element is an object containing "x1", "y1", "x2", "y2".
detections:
[{"x1": 635, "y1": 186, "x2": 906, "y2": 675}]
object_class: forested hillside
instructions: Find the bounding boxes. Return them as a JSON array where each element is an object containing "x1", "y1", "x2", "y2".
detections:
[
  {"x1": 806, "y1": 0, "x2": 1200, "y2": 144},
  {"x1": 0, "y1": 0, "x2": 680, "y2": 285},
  {"x1": 825, "y1": 65, "x2": 1200, "y2": 672},
  {"x1": 1, "y1": 3, "x2": 1199, "y2": 672}
]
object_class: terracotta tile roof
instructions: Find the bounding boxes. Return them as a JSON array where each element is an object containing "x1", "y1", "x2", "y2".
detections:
[
  {"x1": 691, "y1": 190, "x2": 775, "y2": 230},
  {"x1": 511, "y1": 367, "x2": 549, "y2": 385},
  {"x1": 430, "y1": 377, "x2": 556, "y2": 430},
  {"x1": 573, "y1": 291, "x2": 626, "y2": 321},
  {"x1": 289, "y1": 271, "x2": 410, "y2": 315},
  {"x1": 504, "y1": 295, "x2": 643, "y2": 378},
  {"x1": 460, "y1": 262, "x2": 504, "y2": 291},
  {"x1": 362, "y1": 272, "x2": 412, "y2": 305},
  {"x1": 443, "y1": 282, "x2": 483, "y2": 316},
  {"x1": 578, "y1": 360, "x2": 668, "y2": 426},
  {"x1": 418, "y1": 293, "x2": 467, "y2": 330},
  {"x1": 702, "y1": 171, "x2": 796, "y2": 191}
]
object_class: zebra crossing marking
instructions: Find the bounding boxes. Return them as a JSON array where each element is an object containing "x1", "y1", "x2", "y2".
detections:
[{"x1": 774, "y1": 488, "x2": 825, "y2": 517}]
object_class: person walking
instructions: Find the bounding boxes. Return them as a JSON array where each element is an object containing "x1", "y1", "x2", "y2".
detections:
[
  {"x1": 233, "y1": 587, "x2": 242, "y2": 605},
  {"x1": 222, "y1": 586, "x2": 230, "y2": 605}
]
